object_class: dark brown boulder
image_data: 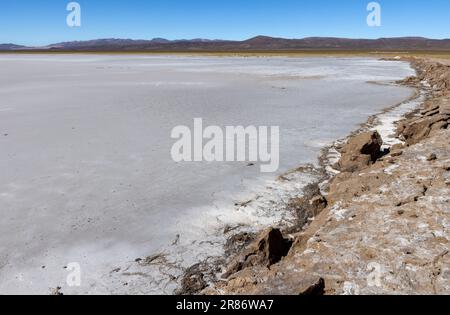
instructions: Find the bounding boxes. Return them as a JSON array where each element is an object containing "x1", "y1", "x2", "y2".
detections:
[
  {"x1": 299, "y1": 277, "x2": 326, "y2": 296},
  {"x1": 223, "y1": 228, "x2": 293, "y2": 278},
  {"x1": 336, "y1": 131, "x2": 384, "y2": 173}
]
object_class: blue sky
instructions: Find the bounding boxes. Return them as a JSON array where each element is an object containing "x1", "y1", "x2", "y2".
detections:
[{"x1": 1, "y1": 0, "x2": 449, "y2": 46}]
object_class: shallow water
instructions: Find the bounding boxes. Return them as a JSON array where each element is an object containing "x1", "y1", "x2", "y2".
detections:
[{"x1": 0, "y1": 55, "x2": 415, "y2": 294}]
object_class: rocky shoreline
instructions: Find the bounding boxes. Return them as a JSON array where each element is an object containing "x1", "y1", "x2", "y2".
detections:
[{"x1": 181, "y1": 58, "x2": 450, "y2": 295}]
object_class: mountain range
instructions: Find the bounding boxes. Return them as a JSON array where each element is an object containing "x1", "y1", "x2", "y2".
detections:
[{"x1": 2, "y1": 36, "x2": 450, "y2": 51}]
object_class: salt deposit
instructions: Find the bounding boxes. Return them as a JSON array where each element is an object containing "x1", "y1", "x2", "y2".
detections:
[{"x1": 0, "y1": 55, "x2": 415, "y2": 294}]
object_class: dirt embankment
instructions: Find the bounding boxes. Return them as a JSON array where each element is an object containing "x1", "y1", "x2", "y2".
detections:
[{"x1": 196, "y1": 58, "x2": 450, "y2": 295}]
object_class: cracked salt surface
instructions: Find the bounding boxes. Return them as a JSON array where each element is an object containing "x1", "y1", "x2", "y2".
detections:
[{"x1": 0, "y1": 55, "x2": 416, "y2": 294}]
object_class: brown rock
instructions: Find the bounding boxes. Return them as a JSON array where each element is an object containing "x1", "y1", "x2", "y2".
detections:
[
  {"x1": 298, "y1": 277, "x2": 326, "y2": 296},
  {"x1": 288, "y1": 183, "x2": 328, "y2": 228},
  {"x1": 337, "y1": 131, "x2": 384, "y2": 172},
  {"x1": 421, "y1": 105, "x2": 440, "y2": 115},
  {"x1": 427, "y1": 153, "x2": 438, "y2": 161},
  {"x1": 223, "y1": 228, "x2": 293, "y2": 278},
  {"x1": 224, "y1": 232, "x2": 255, "y2": 257},
  {"x1": 309, "y1": 195, "x2": 328, "y2": 213},
  {"x1": 391, "y1": 143, "x2": 404, "y2": 152},
  {"x1": 401, "y1": 114, "x2": 450, "y2": 145},
  {"x1": 391, "y1": 150, "x2": 403, "y2": 157}
]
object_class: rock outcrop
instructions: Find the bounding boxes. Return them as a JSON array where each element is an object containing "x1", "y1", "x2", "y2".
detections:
[
  {"x1": 336, "y1": 131, "x2": 384, "y2": 173},
  {"x1": 288, "y1": 183, "x2": 328, "y2": 229},
  {"x1": 201, "y1": 58, "x2": 450, "y2": 295},
  {"x1": 397, "y1": 100, "x2": 450, "y2": 145},
  {"x1": 222, "y1": 228, "x2": 293, "y2": 279},
  {"x1": 397, "y1": 59, "x2": 450, "y2": 145}
]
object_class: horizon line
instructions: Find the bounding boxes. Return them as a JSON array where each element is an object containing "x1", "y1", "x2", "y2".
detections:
[{"x1": 3, "y1": 35, "x2": 450, "y2": 48}]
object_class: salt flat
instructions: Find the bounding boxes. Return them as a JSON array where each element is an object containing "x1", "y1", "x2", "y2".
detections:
[{"x1": 0, "y1": 55, "x2": 415, "y2": 294}]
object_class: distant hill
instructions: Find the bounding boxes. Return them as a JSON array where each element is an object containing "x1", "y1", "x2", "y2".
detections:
[
  {"x1": 2, "y1": 36, "x2": 450, "y2": 52},
  {"x1": 0, "y1": 43, "x2": 28, "y2": 51}
]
